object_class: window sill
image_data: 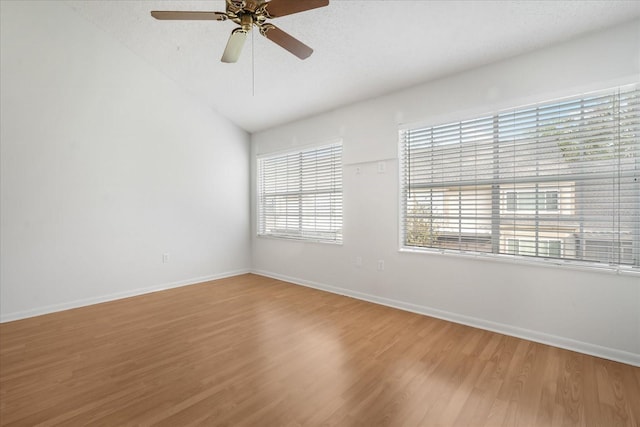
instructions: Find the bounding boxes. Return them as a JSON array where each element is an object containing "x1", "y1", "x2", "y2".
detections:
[
  {"x1": 257, "y1": 234, "x2": 343, "y2": 246},
  {"x1": 398, "y1": 246, "x2": 640, "y2": 277}
]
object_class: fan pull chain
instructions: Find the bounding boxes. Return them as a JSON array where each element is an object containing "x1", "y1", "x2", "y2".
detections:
[{"x1": 252, "y1": 29, "x2": 255, "y2": 97}]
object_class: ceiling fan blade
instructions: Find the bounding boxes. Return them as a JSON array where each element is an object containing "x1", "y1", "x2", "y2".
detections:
[
  {"x1": 150, "y1": 11, "x2": 227, "y2": 21},
  {"x1": 260, "y1": 24, "x2": 313, "y2": 59},
  {"x1": 263, "y1": 0, "x2": 329, "y2": 18},
  {"x1": 221, "y1": 28, "x2": 248, "y2": 63}
]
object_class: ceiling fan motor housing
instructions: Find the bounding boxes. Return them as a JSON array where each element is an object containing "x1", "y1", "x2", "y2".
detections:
[{"x1": 239, "y1": 14, "x2": 253, "y2": 31}]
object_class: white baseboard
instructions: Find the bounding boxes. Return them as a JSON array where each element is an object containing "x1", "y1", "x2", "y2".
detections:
[
  {"x1": 0, "y1": 269, "x2": 251, "y2": 323},
  {"x1": 252, "y1": 269, "x2": 640, "y2": 367}
]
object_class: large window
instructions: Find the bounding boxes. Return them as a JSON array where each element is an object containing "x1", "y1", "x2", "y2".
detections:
[
  {"x1": 400, "y1": 86, "x2": 639, "y2": 270},
  {"x1": 258, "y1": 142, "x2": 343, "y2": 243}
]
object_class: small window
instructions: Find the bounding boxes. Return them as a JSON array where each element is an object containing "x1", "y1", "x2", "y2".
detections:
[
  {"x1": 505, "y1": 190, "x2": 559, "y2": 212},
  {"x1": 257, "y1": 143, "x2": 343, "y2": 244},
  {"x1": 507, "y1": 238, "x2": 562, "y2": 258}
]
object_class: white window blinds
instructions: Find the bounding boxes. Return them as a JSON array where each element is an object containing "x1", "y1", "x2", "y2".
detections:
[
  {"x1": 400, "y1": 85, "x2": 640, "y2": 269},
  {"x1": 258, "y1": 142, "x2": 343, "y2": 243}
]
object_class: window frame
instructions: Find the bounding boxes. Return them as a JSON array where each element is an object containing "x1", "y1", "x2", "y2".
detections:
[
  {"x1": 256, "y1": 141, "x2": 343, "y2": 245},
  {"x1": 398, "y1": 85, "x2": 640, "y2": 274}
]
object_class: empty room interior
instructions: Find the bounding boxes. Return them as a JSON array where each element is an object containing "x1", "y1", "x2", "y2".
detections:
[{"x1": 1, "y1": 0, "x2": 639, "y2": 425}]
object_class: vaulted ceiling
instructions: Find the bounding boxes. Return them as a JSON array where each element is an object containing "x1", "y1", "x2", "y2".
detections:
[{"x1": 67, "y1": 0, "x2": 640, "y2": 132}]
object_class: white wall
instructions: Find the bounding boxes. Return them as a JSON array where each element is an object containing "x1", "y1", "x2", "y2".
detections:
[
  {"x1": 252, "y1": 21, "x2": 640, "y2": 366},
  {"x1": 0, "y1": 1, "x2": 251, "y2": 321}
]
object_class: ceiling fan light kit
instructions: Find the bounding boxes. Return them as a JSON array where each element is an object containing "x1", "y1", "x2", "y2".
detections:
[{"x1": 151, "y1": 0, "x2": 329, "y2": 63}]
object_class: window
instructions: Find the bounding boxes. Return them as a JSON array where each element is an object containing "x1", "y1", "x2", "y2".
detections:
[
  {"x1": 507, "y1": 238, "x2": 562, "y2": 258},
  {"x1": 257, "y1": 142, "x2": 343, "y2": 243},
  {"x1": 506, "y1": 190, "x2": 558, "y2": 212},
  {"x1": 400, "y1": 85, "x2": 639, "y2": 269}
]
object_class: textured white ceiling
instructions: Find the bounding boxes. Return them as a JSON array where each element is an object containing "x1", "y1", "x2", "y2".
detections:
[{"x1": 66, "y1": 0, "x2": 640, "y2": 132}]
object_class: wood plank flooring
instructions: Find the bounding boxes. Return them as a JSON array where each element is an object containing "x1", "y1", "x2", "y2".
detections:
[{"x1": 1, "y1": 274, "x2": 639, "y2": 426}]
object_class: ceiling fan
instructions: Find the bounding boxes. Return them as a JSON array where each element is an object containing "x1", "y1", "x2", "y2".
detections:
[{"x1": 151, "y1": 0, "x2": 329, "y2": 63}]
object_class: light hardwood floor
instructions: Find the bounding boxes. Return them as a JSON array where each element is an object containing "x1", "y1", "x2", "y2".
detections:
[{"x1": 1, "y1": 274, "x2": 638, "y2": 426}]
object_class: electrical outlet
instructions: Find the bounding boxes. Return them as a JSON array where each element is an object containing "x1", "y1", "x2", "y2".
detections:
[
  {"x1": 377, "y1": 259, "x2": 385, "y2": 271},
  {"x1": 162, "y1": 253, "x2": 170, "y2": 263},
  {"x1": 377, "y1": 161, "x2": 386, "y2": 174},
  {"x1": 355, "y1": 256, "x2": 363, "y2": 267}
]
